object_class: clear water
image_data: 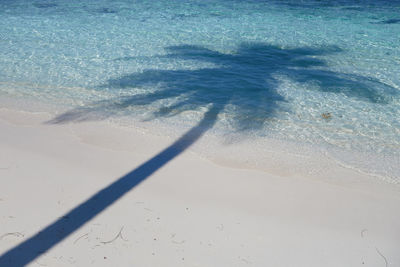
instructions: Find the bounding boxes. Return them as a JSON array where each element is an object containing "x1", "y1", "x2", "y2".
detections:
[{"x1": 1, "y1": 0, "x2": 399, "y2": 181}]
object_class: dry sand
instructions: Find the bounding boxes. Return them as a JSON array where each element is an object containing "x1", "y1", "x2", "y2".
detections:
[{"x1": 0, "y1": 107, "x2": 399, "y2": 266}]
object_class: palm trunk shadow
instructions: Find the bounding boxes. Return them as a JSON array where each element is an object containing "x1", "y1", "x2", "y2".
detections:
[{"x1": 0, "y1": 104, "x2": 220, "y2": 267}]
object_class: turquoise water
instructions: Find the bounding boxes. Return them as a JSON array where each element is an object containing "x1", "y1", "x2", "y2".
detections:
[{"x1": 1, "y1": 0, "x2": 399, "y2": 180}]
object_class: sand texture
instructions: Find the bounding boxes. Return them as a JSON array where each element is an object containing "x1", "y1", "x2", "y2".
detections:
[{"x1": 0, "y1": 108, "x2": 399, "y2": 267}]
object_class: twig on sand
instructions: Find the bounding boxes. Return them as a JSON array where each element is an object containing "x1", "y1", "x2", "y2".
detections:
[
  {"x1": 73, "y1": 233, "x2": 89, "y2": 244},
  {"x1": 101, "y1": 227, "x2": 128, "y2": 244},
  {"x1": 0, "y1": 232, "x2": 24, "y2": 240},
  {"x1": 375, "y1": 248, "x2": 388, "y2": 267}
]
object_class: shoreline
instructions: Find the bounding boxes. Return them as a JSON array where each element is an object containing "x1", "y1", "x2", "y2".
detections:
[
  {"x1": 1, "y1": 99, "x2": 399, "y2": 189},
  {"x1": 1, "y1": 106, "x2": 400, "y2": 266},
  {"x1": 1, "y1": 89, "x2": 399, "y2": 185}
]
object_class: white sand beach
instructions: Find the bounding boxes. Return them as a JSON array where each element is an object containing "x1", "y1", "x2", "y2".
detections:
[{"x1": 0, "y1": 107, "x2": 399, "y2": 267}]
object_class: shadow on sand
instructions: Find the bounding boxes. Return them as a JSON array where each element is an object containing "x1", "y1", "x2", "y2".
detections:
[
  {"x1": 0, "y1": 43, "x2": 396, "y2": 266},
  {"x1": 0, "y1": 105, "x2": 220, "y2": 266}
]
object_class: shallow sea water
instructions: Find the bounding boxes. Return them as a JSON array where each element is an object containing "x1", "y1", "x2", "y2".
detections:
[{"x1": 0, "y1": 0, "x2": 399, "y2": 181}]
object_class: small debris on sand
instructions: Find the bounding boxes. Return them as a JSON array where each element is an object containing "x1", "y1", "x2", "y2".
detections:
[
  {"x1": 0, "y1": 232, "x2": 24, "y2": 240},
  {"x1": 322, "y1": 113, "x2": 332, "y2": 120},
  {"x1": 360, "y1": 229, "x2": 368, "y2": 238},
  {"x1": 73, "y1": 233, "x2": 89, "y2": 244},
  {"x1": 375, "y1": 248, "x2": 388, "y2": 267},
  {"x1": 101, "y1": 226, "x2": 128, "y2": 244}
]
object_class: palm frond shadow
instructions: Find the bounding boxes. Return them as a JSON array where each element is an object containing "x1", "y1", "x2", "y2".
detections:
[{"x1": 49, "y1": 43, "x2": 396, "y2": 129}]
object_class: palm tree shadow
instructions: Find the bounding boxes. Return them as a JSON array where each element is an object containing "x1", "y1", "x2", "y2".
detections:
[
  {"x1": 1, "y1": 43, "x2": 396, "y2": 266},
  {"x1": 0, "y1": 104, "x2": 221, "y2": 266},
  {"x1": 49, "y1": 43, "x2": 396, "y2": 128}
]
